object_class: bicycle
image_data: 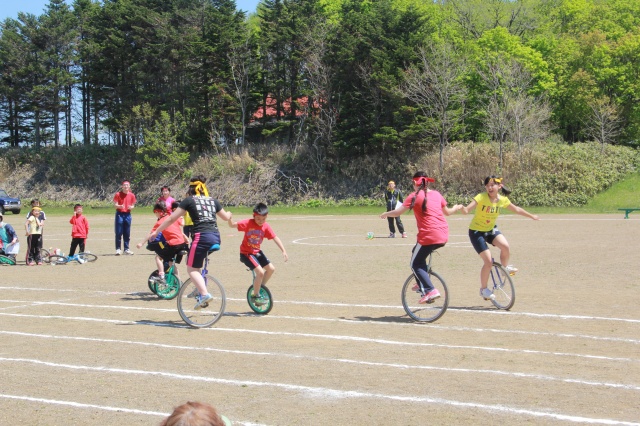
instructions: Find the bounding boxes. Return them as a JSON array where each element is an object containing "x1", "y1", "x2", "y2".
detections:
[
  {"x1": 49, "y1": 252, "x2": 98, "y2": 265},
  {"x1": 39, "y1": 248, "x2": 51, "y2": 263},
  {"x1": 147, "y1": 253, "x2": 184, "y2": 300},
  {"x1": 401, "y1": 251, "x2": 449, "y2": 323},
  {"x1": 176, "y1": 244, "x2": 226, "y2": 328},
  {"x1": 486, "y1": 260, "x2": 516, "y2": 310},
  {"x1": 246, "y1": 269, "x2": 273, "y2": 314}
]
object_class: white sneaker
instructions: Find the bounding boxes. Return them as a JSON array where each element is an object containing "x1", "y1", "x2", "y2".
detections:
[
  {"x1": 115, "y1": 249, "x2": 121, "y2": 256},
  {"x1": 124, "y1": 249, "x2": 134, "y2": 255},
  {"x1": 480, "y1": 288, "x2": 495, "y2": 300},
  {"x1": 505, "y1": 265, "x2": 518, "y2": 275}
]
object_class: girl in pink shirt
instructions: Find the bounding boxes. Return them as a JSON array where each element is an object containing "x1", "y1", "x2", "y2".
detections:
[{"x1": 381, "y1": 171, "x2": 462, "y2": 304}]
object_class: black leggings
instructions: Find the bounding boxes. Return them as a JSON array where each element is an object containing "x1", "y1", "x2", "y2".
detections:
[{"x1": 69, "y1": 238, "x2": 86, "y2": 256}]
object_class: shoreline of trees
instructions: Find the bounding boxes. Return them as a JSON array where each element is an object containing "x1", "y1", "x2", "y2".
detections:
[{"x1": 1, "y1": 0, "x2": 639, "y2": 168}]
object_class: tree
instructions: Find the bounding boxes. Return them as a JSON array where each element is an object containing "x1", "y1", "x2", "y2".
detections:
[
  {"x1": 583, "y1": 96, "x2": 623, "y2": 147},
  {"x1": 0, "y1": 18, "x2": 31, "y2": 146},
  {"x1": 400, "y1": 42, "x2": 468, "y2": 172},
  {"x1": 478, "y1": 55, "x2": 551, "y2": 169},
  {"x1": 41, "y1": 0, "x2": 78, "y2": 147},
  {"x1": 228, "y1": 28, "x2": 256, "y2": 145},
  {"x1": 302, "y1": 19, "x2": 339, "y2": 172}
]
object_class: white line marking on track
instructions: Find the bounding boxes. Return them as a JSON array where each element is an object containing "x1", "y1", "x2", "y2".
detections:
[
  {"x1": 0, "y1": 357, "x2": 637, "y2": 425},
  {"x1": 2, "y1": 330, "x2": 638, "y2": 391},
  {"x1": 0, "y1": 394, "x2": 265, "y2": 426},
  {"x1": 0, "y1": 313, "x2": 636, "y2": 363},
  {"x1": 2, "y1": 292, "x2": 638, "y2": 324},
  {"x1": 2, "y1": 299, "x2": 640, "y2": 344}
]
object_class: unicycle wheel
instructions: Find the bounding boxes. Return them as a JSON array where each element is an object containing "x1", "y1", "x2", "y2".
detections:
[{"x1": 247, "y1": 285, "x2": 273, "y2": 314}]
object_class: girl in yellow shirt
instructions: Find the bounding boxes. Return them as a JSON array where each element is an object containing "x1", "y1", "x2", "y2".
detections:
[{"x1": 461, "y1": 176, "x2": 540, "y2": 301}]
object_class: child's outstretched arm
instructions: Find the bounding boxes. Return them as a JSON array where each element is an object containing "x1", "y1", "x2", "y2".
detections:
[
  {"x1": 380, "y1": 205, "x2": 409, "y2": 219},
  {"x1": 273, "y1": 236, "x2": 288, "y2": 262},
  {"x1": 136, "y1": 231, "x2": 153, "y2": 249},
  {"x1": 460, "y1": 200, "x2": 477, "y2": 215},
  {"x1": 227, "y1": 213, "x2": 238, "y2": 228},
  {"x1": 443, "y1": 204, "x2": 463, "y2": 216},
  {"x1": 136, "y1": 227, "x2": 157, "y2": 249},
  {"x1": 507, "y1": 204, "x2": 540, "y2": 220}
]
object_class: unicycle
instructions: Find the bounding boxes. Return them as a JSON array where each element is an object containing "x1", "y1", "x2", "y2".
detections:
[
  {"x1": 176, "y1": 244, "x2": 226, "y2": 328},
  {"x1": 147, "y1": 259, "x2": 182, "y2": 300},
  {"x1": 0, "y1": 254, "x2": 16, "y2": 265},
  {"x1": 488, "y1": 261, "x2": 515, "y2": 310},
  {"x1": 400, "y1": 252, "x2": 449, "y2": 323},
  {"x1": 246, "y1": 268, "x2": 273, "y2": 314}
]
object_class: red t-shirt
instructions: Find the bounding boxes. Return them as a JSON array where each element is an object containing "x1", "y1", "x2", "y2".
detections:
[
  {"x1": 113, "y1": 191, "x2": 136, "y2": 212},
  {"x1": 402, "y1": 190, "x2": 449, "y2": 246},
  {"x1": 152, "y1": 215, "x2": 185, "y2": 246},
  {"x1": 69, "y1": 214, "x2": 90, "y2": 238},
  {"x1": 237, "y1": 218, "x2": 276, "y2": 255}
]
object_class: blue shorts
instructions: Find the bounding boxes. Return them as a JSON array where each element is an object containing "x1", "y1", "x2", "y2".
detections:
[
  {"x1": 240, "y1": 251, "x2": 271, "y2": 270},
  {"x1": 469, "y1": 227, "x2": 503, "y2": 254},
  {"x1": 187, "y1": 232, "x2": 221, "y2": 269}
]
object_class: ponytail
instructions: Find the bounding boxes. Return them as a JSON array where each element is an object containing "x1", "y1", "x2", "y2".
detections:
[
  {"x1": 410, "y1": 172, "x2": 435, "y2": 213},
  {"x1": 188, "y1": 176, "x2": 209, "y2": 197}
]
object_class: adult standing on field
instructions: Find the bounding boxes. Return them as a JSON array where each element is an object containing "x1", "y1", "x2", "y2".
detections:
[
  {"x1": 384, "y1": 180, "x2": 407, "y2": 238},
  {"x1": 113, "y1": 180, "x2": 136, "y2": 255}
]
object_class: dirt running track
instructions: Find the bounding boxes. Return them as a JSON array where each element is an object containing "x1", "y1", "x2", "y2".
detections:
[{"x1": 0, "y1": 211, "x2": 639, "y2": 425}]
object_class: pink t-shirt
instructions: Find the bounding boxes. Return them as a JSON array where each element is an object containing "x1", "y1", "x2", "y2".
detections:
[
  {"x1": 237, "y1": 218, "x2": 276, "y2": 255},
  {"x1": 402, "y1": 190, "x2": 449, "y2": 246},
  {"x1": 158, "y1": 196, "x2": 176, "y2": 212}
]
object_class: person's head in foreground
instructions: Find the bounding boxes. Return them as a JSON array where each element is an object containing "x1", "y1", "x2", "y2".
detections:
[{"x1": 159, "y1": 401, "x2": 231, "y2": 426}]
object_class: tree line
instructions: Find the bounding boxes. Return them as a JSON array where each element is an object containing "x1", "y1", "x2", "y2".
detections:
[{"x1": 1, "y1": 0, "x2": 639, "y2": 172}]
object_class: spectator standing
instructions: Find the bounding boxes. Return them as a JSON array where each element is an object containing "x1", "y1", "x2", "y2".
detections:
[
  {"x1": 69, "y1": 204, "x2": 90, "y2": 256},
  {"x1": 384, "y1": 180, "x2": 407, "y2": 238},
  {"x1": 113, "y1": 180, "x2": 136, "y2": 255}
]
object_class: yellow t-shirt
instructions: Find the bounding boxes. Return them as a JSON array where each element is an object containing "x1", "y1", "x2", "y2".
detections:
[
  {"x1": 27, "y1": 215, "x2": 42, "y2": 235},
  {"x1": 469, "y1": 193, "x2": 511, "y2": 232},
  {"x1": 184, "y1": 211, "x2": 193, "y2": 226}
]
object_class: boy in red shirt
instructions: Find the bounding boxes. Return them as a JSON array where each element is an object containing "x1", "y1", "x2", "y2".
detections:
[
  {"x1": 69, "y1": 204, "x2": 90, "y2": 256},
  {"x1": 137, "y1": 201, "x2": 189, "y2": 284},
  {"x1": 228, "y1": 203, "x2": 288, "y2": 305}
]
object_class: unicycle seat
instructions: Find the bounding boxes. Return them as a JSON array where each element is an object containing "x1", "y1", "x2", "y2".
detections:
[{"x1": 208, "y1": 244, "x2": 220, "y2": 254}]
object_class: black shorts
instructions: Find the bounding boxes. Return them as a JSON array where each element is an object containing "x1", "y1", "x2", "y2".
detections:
[
  {"x1": 147, "y1": 242, "x2": 189, "y2": 263},
  {"x1": 469, "y1": 227, "x2": 503, "y2": 254},
  {"x1": 240, "y1": 251, "x2": 271, "y2": 270}
]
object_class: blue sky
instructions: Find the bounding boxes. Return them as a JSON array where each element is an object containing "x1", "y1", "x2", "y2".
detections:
[{"x1": 1, "y1": 0, "x2": 259, "y2": 22}]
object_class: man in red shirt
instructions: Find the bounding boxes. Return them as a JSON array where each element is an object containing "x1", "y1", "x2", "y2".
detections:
[{"x1": 113, "y1": 181, "x2": 136, "y2": 255}]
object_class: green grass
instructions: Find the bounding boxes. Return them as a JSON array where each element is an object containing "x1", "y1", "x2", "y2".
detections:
[
  {"x1": 519, "y1": 172, "x2": 640, "y2": 215},
  {"x1": 18, "y1": 172, "x2": 640, "y2": 217},
  {"x1": 584, "y1": 172, "x2": 640, "y2": 212}
]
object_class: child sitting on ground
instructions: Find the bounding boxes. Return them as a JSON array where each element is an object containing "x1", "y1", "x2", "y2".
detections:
[
  {"x1": 136, "y1": 201, "x2": 189, "y2": 284},
  {"x1": 227, "y1": 203, "x2": 288, "y2": 305}
]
